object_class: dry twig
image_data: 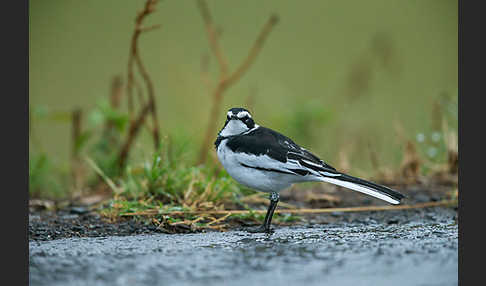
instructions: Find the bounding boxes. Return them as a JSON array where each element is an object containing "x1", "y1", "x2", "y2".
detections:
[
  {"x1": 104, "y1": 76, "x2": 124, "y2": 136},
  {"x1": 117, "y1": 103, "x2": 152, "y2": 169},
  {"x1": 126, "y1": 0, "x2": 161, "y2": 149},
  {"x1": 118, "y1": 0, "x2": 162, "y2": 170},
  {"x1": 121, "y1": 200, "x2": 457, "y2": 217},
  {"x1": 71, "y1": 108, "x2": 85, "y2": 194},
  {"x1": 196, "y1": 0, "x2": 279, "y2": 164}
]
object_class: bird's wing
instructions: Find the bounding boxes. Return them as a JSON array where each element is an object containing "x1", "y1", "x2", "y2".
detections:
[
  {"x1": 226, "y1": 127, "x2": 339, "y2": 176},
  {"x1": 226, "y1": 126, "x2": 405, "y2": 204}
]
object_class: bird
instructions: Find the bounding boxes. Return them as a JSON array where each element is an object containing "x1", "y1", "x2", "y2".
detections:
[{"x1": 214, "y1": 107, "x2": 405, "y2": 233}]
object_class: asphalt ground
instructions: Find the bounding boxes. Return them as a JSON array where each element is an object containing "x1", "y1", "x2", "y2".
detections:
[{"x1": 29, "y1": 206, "x2": 458, "y2": 286}]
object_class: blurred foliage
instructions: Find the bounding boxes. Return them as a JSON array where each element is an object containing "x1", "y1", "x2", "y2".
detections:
[
  {"x1": 437, "y1": 90, "x2": 458, "y2": 130},
  {"x1": 29, "y1": 105, "x2": 69, "y2": 198},
  {"x1": 88, "y1": 99, "x2": 130, "y2": 133},
  {"x1": 86, "y1": 98, "x2": 130, "y2": 178},
  {"x1": 29, "y1": 152, "x2": 63, "y2": 198},
  {"x1": 30, "y1": 0, "x2": 457, "y2": 172},
  {"x1": 414, "y1": 90, "x2": 458, "y2": 175},
  {"x1": 28, "y1": 0, "x2": 457, "y2": 202}
]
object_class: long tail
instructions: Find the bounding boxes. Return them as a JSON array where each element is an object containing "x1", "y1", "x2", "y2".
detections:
[{"x1": 317, "y1": 172, "x2": 405, "y2": 204}]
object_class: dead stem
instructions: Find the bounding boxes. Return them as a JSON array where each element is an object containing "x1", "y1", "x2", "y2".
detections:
[
  {"x1": 200, "y1": 51, "x2": 213, "y2": 91},
  {"x1": 118, "y1": 0, "x2": 162, "y2": 170},
  {"x1": 117, "y1": 102, "x2": 152, "y2": 169},
  {"x1": 196, "y1": 0, "x2": 229, "y2": 77},
  {"x1": 104, "y1": 76, "x2": 124, "y2": 136},
  {"x1": 206, "y1": 213, "x2": 231, "y2": 226},
  {"x1": 368, "y1": 142, "x2": 381, "y2": 172},
  {"x1": 126, "y1": 0, "x2": 161, "y2": 149},
  {"x1": 223, "y1": 14, "x2": 279, "y2": 88},
  {"x1": 71, "y1": 108, "x2": 84, "y2": 194},
  {"x1": 196, "y1": 0, "x2": 279, "y2": 164},
  {"x1": 122, "y1": 200, "x2": 457, "y2": 217},
  {"x1": 169, "y1": 216, "x2": 204, "y2": 226},
  {"x1": 71, "y1": 108, "x2": 82, "y2": 158},
  {"x1": 110, "y1": 76, "x2": 123, "y2": 109}
]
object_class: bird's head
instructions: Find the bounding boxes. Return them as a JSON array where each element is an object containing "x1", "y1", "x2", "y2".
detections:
[{"x1": 218, "y1": 107, "x2": 258, "y2": 137}]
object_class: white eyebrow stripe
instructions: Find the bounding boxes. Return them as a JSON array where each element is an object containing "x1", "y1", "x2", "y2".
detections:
[
  {"x1": 227, "y1": 111, "x2": 233, "y2": 118},
  {"x1": 237, "y1": 111, "x2": 251, "y2": 118}
]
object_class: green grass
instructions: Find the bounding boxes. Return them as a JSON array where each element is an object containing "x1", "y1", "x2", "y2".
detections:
[
  {"x1": 29, "y1": 152, "x2": 65, "y2": 199},
  {"x1": 90, "y1": 141, "x2": 304, "y2": 230},
  {"x1": 412, "y1": 91, "x2": 458, "y2": 176},
  {"x1": 115, "y1": 149, "x2": 242, "y2": 206}
]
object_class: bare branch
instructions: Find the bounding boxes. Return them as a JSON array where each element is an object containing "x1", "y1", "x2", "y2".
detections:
[
  {"x1": 118, "y1": 0, "x2": 162, "y2": 170},
  {"x1": 224, "y1": 14, "x2": 279, "y2": 88},
  {"x1": 71, "y1": 108, "x2": 82, "y2": 159},
  {"x1": 126, "y1": 1, "x2": 159, "y2": 117},
  {"x1": 139, "y1": 24, "x2": 162, "y2": 33},
  {"x1": 71, "y1": 108, "x2": 84, "y2": 193},
  {"x1": 134, "y1": 48, "x2": 161, "y2": 149},
  {"x1": 197, "y1": 0, "x2": 229, "y2": 77},
  {"x1": 117, "y1": 102, "x2": 152, "y2": 169},
  {"x1": 109, "y1": 75, "x2": 123, "y2": 109},
  {"x1": 103, "y1": 76, "x2": 124, "y2": 139},
  {"x1": 126, "y1": 0, "x2": 161, "y2": 149},
  {"x1": 196, "y1": 5, "x2": 279, "y2": 164},
  {"x1": 200, "y1": 51, "x2": 213, "y2": 90}
]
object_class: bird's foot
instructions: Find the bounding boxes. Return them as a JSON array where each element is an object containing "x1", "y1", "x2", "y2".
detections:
[{"x1": 246, "y1": 225, "x2": 274, "y2": 234}]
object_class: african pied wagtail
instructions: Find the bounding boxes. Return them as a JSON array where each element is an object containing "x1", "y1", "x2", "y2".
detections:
[{"x1": 215, "y1": 107, "x2": 405, "y2": 233}]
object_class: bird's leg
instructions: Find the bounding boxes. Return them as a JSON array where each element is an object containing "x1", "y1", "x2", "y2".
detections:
[
  {"x1": 263, "y1": 192, "x2": 280, "y2": 231},
  {"x1": 248, "y1": 192, "x2": 280, "y2": 233}
]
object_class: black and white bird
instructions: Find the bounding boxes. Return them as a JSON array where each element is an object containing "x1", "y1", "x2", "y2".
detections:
[{"x1": 215, "y1": 107, "x2": 405, "y2": 233}]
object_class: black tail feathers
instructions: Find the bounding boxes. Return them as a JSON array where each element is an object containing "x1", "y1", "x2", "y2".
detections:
[{"x1": 338, "y1": 173, "x2": 406, "y2": 203}]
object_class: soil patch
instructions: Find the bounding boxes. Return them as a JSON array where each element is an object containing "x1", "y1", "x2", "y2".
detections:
[{"x1": 29, "y1": 181, "x2": 457, "y2": 241}]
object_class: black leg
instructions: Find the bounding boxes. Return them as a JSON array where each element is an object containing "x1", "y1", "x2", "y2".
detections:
[
  {"x1": 248, "y1": 192, "x2": 279, "y2": 233},
  {"x1": 263, "y1": 192, "x2": 279, "y2": 231}
]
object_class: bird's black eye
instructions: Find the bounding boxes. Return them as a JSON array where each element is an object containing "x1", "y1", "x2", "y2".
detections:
[{"x1": 244, "y1": 117, "x2": 254, "y2": 128}]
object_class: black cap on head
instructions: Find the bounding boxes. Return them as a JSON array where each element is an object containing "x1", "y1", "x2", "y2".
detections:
[
  {"x1": 228, "y1": 107, "x2": 250, "y2": 115},
  {"x1": 224, "y1": 107, "x2": 255, "y2": 129}
]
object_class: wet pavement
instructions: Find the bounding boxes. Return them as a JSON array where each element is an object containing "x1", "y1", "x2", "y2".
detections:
[{"x1": 29, "y1": 207, "x2": 458, "y2": 286}]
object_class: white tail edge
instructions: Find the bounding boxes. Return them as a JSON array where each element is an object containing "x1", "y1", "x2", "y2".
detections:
[{"x1": 318, "y1": 176, "x2": 400, "y2": 205}]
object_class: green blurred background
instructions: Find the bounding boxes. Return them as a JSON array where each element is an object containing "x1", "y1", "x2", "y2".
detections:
[{"x1": 29, "y1": 0, "x2": 457, "y2": 178}]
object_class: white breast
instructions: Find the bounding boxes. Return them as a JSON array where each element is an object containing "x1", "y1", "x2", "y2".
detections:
[{"x1": 216, "y1": 139, "x2": 299, "y2": 193}]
